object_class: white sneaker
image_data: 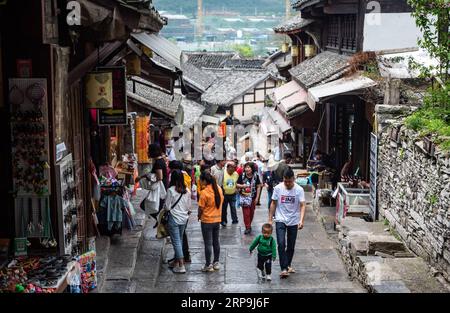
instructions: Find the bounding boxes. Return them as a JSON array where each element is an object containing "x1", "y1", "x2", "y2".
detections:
[
  {"x1": 172, "y1": 265, "x2": 186, "y2": 274},
  {"x1": 288, "y1": 266, "x2": 296, "y2": 273},
  {"x1": 266, "y1": 274, "x2": 272, "y2": 281},
  {"x1": 201, "y1": 264, "x2": 214, "y2": 272},
  {"x1": 213, "y1": 262, "x2": 220, "y2": 271},
  {"x1": 257, "y1": 269, "x2": 265, "y2": 279}
]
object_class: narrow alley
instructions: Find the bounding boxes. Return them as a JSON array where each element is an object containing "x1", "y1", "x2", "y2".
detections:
[{"x1": 99, "y1": 189, "x2": 365, "y2": 293}]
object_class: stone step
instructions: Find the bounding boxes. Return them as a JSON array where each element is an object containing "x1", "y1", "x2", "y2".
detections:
[{"x1": 368, "y1": 234, "x2": 408, "y2": 255}]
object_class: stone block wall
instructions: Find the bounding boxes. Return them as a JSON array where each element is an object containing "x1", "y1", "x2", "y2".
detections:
[{"x1": 376, "y1": 105, "x2": 450, "y2": 280}]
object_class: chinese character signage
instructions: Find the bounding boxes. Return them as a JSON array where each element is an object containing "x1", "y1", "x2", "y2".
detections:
[{"x1": 97, "y1": 66, "x2": 127, "y2": 125}]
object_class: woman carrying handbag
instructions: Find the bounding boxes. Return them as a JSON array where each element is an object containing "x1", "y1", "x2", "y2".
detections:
[{"x1": 164, "y1": 170, "x2": 191, "y2": 273}]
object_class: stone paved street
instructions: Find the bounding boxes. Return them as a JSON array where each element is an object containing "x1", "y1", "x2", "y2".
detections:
[{"x1": 128, "y1": 189, "x2": 365, "y2": 293}]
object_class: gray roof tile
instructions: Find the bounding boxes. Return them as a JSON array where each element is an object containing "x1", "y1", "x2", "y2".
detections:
[
  {"x1": 201, "y1": 70, "x2": 271, "y2": 107},
  {"x1": 273, "y1": 15, "x2": 315, "y2": 33},
  {"x1": 223, "y1": 59, "x2": 265, "y2": 69},
  {"x1": 127, "y1": 77, "x2": 181, "y2": 118},
  {"x1": 184, "y1": 51, "x2": 239, "y2": 69},
  {"x1": 289, "y1": 51, "x2": 350, "y2": 88},
  {"x1": 181, "y1": 62, "x2": 217, "y2": 92}
]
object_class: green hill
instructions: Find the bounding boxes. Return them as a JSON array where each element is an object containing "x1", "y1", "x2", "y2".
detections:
[{"x1": 153, "y1": 0, "x2": 286, "y2": 17}]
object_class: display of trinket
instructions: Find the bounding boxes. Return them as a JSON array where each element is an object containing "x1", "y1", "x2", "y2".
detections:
[
  {"x1": 9, "y1": 79, "x2": 50, "y2": 197},
  {"x1": 56, "y1": 154, "x2": 79, "y2": 256},
  {"x1": 76, "y1": 251, "x2": 97, "y2": 293}
]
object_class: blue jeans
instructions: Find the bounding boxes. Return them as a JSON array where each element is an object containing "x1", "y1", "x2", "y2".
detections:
[
  {"x1": 236, "y1": 193, "x2": 240, "y2": 209},
  {"x1": 167, "y1": 214, "x2": 186, "y2": 259},
  {"x1": 275, "y1": 222, "x2": 298, "y2": 271},
  {"x1": 222, "y1": 194, "x2": 238, "y2": 223}
]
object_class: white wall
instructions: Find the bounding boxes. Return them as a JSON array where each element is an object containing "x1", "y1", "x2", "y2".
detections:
[{"x1": 363, "y1": 13, "x2": 422, "y2": 52}]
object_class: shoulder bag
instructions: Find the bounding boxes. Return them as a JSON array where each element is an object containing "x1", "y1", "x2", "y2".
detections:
[{"x1": 161, "y1": 193, "x2": 184, "y2": 225}]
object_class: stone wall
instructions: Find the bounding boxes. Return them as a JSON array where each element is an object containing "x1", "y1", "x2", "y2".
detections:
[{"x1": 375, "y1": 105, "x2": 450, "y2": 281}]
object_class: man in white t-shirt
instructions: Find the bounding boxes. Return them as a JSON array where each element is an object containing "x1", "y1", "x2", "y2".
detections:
[{"x1": 269, "y1": 167, "x2": 306, "y2": 278}]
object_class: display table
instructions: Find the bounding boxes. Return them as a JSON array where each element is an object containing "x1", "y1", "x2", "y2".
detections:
[
  {"x1": 335, "y1": 182, "x2": 370, "y2": 226},
  {"x1": 42, "y1": 261, "x2": 77, "y2": 293}
]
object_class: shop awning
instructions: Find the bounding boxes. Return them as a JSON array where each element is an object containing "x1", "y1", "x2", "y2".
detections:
[
  {"x1": 273, "y1": 80, "x2": 302, "y2": 101},
  {"x1": 279, "y1": 89, "x2": 309, "y2": 113},
  {"x1": 131, "y1": 32, "x2": 183, "y2": 70},
  {"x1": 272, "y1": 80, "x2": 310, "y2": 116},
  {"x1": 267, "y1": 108, "x2": 292, "y2": 134},
  {"x1": 307, "y1": 74, "x2": 377, "y2": 111}
]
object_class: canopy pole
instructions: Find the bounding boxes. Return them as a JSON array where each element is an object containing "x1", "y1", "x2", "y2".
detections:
[{"x1": 307, "y1": 108, "x2": 326, "y2": 163}]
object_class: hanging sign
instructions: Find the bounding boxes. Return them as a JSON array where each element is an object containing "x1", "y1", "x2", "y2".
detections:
[
  {"x1": 16, "y1": 59, "x2": 32, "y2": 78},
  {"x1": 218, "y1": 121, "x2": 226, "y2": 138},
  {"x1": 85, "y1": 71, "x2": 113, "y2": 109},
  {"x1": 97, "y1": 66, "x2": 127, "y2": 125},
  {"x1": 136, "y1": 116, "x2": 150, "y2": 163}
]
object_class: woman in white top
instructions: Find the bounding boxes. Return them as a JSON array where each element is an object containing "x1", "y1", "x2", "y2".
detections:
[{"x1": 166, "y1": 170, "x2": 191, "y2": 273}]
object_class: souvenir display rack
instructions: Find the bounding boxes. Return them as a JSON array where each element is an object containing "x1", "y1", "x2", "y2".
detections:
[
  {"x1": 76, "y1": 250, "x2": 97, "y2": 293},
  {"x1": 55, "y1": 154, "x2": 79, "y2": 256},
  {"x1": 9, "y1": 78, "x2": 50, "y2": 196}
]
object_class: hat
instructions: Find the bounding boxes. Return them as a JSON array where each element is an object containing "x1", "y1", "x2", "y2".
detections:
[{"x1": 266, "y1": 155, "x2": 279, "y2": 171}]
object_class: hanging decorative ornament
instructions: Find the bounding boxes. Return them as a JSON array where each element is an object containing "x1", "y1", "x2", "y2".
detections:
[
  {"x1": 9, "y1": 85, "x2": 25, "y2": 105},
  {"x1": 26, "y1": 83, "x2": 46, "y2": 105},
  {"x1": 304, "y1": 44, "x2": 316, "y2": 57},
  {"x1": 291, "y1": 45, "x2": 299, "y2": 57}
]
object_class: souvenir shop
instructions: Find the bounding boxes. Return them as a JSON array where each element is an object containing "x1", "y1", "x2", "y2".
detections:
[{"x1": 0, "y1": 0, "x2": 167, "y2": 293}]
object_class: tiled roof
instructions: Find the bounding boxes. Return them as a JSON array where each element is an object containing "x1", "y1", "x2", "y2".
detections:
[
  {"x1": 289, "y1": 51, "x2": 350, "y2": 88},
  {"x1": 127, "y1": 77, "x2": 181, "y2": 118},
  {"x1": 223, "y1": 59, "x2": 265, "y2": 69},
  {"x1": 292, "y1": 0, "x2": 323, "y2": 9},
  {"x1": 151, "y1": 55, "x2": 176, "y2": 71},
  {"x1": 179, "y1": 98, "x2": 205, "y2": 128},
  {"x1": 181, "y1": 62, "x2": 217, "y2": 92},
  {"x1": 184, "y1": 51, "x2": 239, "y2": 69},
  {"x1": 201, "y1": 70, "x2": 271, "y2": 107},
  {"x1": 273, "y1": 15, "x2": 315, "y2": 33}
]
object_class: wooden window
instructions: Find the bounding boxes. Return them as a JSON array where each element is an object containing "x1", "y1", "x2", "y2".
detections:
[
  {"x1": 327, "y1": 16, "x2": 340, "y2": 49},
  {"x1": 326, "y1": 14, "x2": 357, "y2": 52},
  {"x1": 342, "y1": 15, "x2": 357, "y2": 51}
]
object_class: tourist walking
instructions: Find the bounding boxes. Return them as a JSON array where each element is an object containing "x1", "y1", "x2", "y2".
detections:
[
  {"x1": 168, "y1": 161, "x2": 192, "y2": 263},
  {"x1": 136, "y1": 144, "x2": 168, "y2": 226},
  {"x1": 264, "y1": 155, "x2": 279, "y2": 211},
  {"x1": 269, "y1": 168, "x2": 306, "y2": 278},
  {"x1": 211, "y1": 160, "x2": 225, "y2": 190},
  {"x1": 222, "y1": 162, "x2": 239, "y2": 226},
  {"x1": 165, "y1": 170, "x2": 191, "y2": 274},
  {"x1": 198, "y1": 172, "x2": 224, "y2": 272},
  {"x1": 254, "y1": 153, "x2": 265, "y2": 206},
  {"x1": 249, "y1": 223, "x2": 277, "y2": 281},
  {"x1": 237, "y1": 162, "x2": 262, "y2": 235}
]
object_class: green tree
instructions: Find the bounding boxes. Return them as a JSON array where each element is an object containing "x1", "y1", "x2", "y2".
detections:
[
  {"x1": 231, "y1": 44, "x2": 254, "y2": 58},
  {"x1": 407, "y1": 0, "x2": 449, "y2": 106},
  {"x1": 404, "y1": 0, "x2": 450, "y2": 150}
]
